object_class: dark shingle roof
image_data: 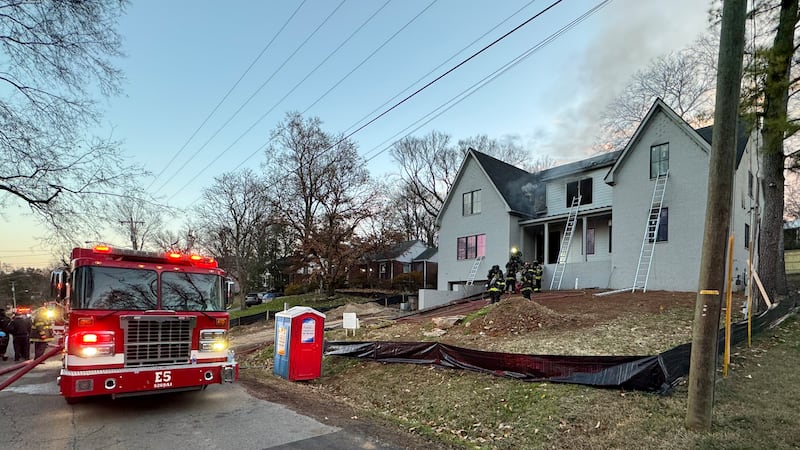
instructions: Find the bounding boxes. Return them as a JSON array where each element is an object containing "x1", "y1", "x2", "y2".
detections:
[
  {"x1": 694, "y1": 121, "x2": 750, "y2": 168},
  {"x1": 471, "y1": 150, "x2": 535, "y2": 215},
  {"x1": 413, "y1": 247, "x2": 437, "y2": 261},
  {"x1": 538, "y1": 150, "x2": 622, "y2": 181}
]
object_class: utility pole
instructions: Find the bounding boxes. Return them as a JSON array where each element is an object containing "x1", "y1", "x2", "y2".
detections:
[
  {"x1": 10, "y1": 281, "x2": 16, "y2": 310},
  {"x1": 120, "y1": 217, "x2": 145, "y2": 250},
  {"x1": 685, "y1": 0, "x2": 747, "y2": 432}
]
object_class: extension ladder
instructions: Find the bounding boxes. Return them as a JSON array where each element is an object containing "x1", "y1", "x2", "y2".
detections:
[
  {"x1": 465, "y1": 256, "x2": 484, "y2": 286},
  {"x1": 550, "y1": 195, "x2": 581, "y2": 290},
  {"x1": 632, "y1": 171, "x2": 669, "y2": 292}
]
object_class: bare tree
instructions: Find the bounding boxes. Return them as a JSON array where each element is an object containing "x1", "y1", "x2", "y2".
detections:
[
  {"x1": 107, "y1": 190, "x2": 164, "y2": 250},
  {"x1": 597, "y1": 34, "x2": 719, "y2": 151},
  {"x1": 266, "y1": 112, "x2": 379, "y2": 296},
  {"x1": 0, "y1": 1, "x2": 142, "y2": 240},
  {"x1": 195, "y1": 169, "x2": 272, "y2": 293},
  {"x1": 390, "y1": 131, "x2": 540, "y2": 244}
]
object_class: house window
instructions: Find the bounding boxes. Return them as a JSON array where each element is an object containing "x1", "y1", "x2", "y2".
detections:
[
  {"x1": 566, "y1": 178, "x2": 592, "y2": 207},
  {"x1": 649, "y1": 207, "x2": 668, "y2": 242},
  {"x1": 457, "y1": 234, "x2": 486, "y2": 260},
  {"x1": 650, "y1": 143, "x2": 669, "y2": 178},
  {"x1": 748, "y1": 171, "x2": 754, "y2": 198},
  {"x1": 462, "y1": 190, "x2": 481, "y2": 216},
  {"x1": 608, "y1": 225, "x2": 612, "y2": 253},
  {"x1": 379, "y1": 263, "x2": 386, "y2": 274},
  {"x1": 403, "y1": 263, "x2": 411, "y2": 273},
  {"x1": 745, "y1": 223, "x2": 750, "y2": 249},
  {"x1": 586, "y1": 228, "x2": 595, "y2": 255}
]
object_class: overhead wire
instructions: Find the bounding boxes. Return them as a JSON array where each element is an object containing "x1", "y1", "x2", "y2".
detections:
[
  {"x1": 320, "y1": 0, "x2": 564, "y2": 154},
  {"x1": 363, "y1": 0, "x2": 612, "y2": 163},
  {"x1": 181, "y1": 0, "x2": 605, "y2": 209},
  {"x1": 300, "y1": 0, "x2": 438, "y2": 115},
  {"x1": 159, "y1": 0, "x2": 348, "y2": 198},
  {"x1": 167, "y1": 0, "x2": 437, "y2": 202},
  {"x1": 210, "y1": 0, "x2": 540, "y2": 176},
  {"x1": 163, "y1": 1, "x2": 392, "y2": 202},
  {"x1": 146, "y1": 0, "x2": 308, "y2": 192}
]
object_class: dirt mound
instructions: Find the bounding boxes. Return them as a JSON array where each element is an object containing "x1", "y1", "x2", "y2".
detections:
[
  {"x1": 324, "y1": 301, "x2": 394, "y2": 321},
  {"x1": 477, "y1": 297, "x2": 587, "y2": 336}
]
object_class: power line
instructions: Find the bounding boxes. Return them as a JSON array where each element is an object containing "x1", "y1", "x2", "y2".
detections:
[
  {"x1": 166, "y1": 0, "x2": 435, "y2": 202},
  {"x1": 357, "y1": 0, "x2": 540, "y2": 160},
  {"x1": 322, "y1": 0, "x2": 564, "y2": 154},
  {"x1": 182, "y1": 0, "x2": 606, "y2": 209},
  {"x1": 159, "y1": 0, "x2": 347, "y2": 197},
  {"x1": 177, "y1": 0, "x2": 549, "y2": 204},
  {"x1": 363, "y1": 0, "x2": 612, "y2": 164},
  {"x1": 146, "y1": 0, "x2": 308, "y2": 192},
  {"x1": 300, "y1": 0, "x2": 438, "y2": 116}
]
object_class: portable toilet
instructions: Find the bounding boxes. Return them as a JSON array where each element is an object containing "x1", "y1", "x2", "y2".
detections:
[{"x1": 273, "y1": 306, "x2": 326, "y2": 381}]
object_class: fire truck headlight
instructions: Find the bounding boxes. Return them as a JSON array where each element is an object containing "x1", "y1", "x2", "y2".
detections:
[
  {"x1": 45, "y1": 310, "x2": 55, "y2": 319},
  {"x1": 73, "y1": 331, "x2": 115, "y2": 357},
  {"x1": 200, "y1": 329, "x2": 227, "y2": 352}
]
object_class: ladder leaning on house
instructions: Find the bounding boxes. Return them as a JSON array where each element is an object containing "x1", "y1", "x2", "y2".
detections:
[
  {"x1": 550, "y1": 195, "x2": 581, "y2": 290},
  {"x1": 465, "y1": 255, "x2": 484, "y2": 286},
  {"x1": 632, "y1": 171, "x2": 669, "y2": 292}
]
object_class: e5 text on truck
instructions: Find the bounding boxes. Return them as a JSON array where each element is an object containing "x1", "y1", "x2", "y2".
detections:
[{"x1": 51, "y1": 245, "x2": 238, "y2": 403}]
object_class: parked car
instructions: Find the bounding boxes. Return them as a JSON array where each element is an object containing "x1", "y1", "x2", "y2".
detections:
[
  {"x1": 244, "y1": 292, "x2": 261, "y2": 306},
  {"x1": 257, "y1": 290, "x2": 282, "y2": 302}
]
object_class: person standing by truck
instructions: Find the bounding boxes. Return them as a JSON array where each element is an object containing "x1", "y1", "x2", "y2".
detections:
[
  {"x1": 8, "y1": 311, "x2": 31, "y2": 361},
  {"x1": 30, "y1": 307, "x2": 55, "y2": 359}
]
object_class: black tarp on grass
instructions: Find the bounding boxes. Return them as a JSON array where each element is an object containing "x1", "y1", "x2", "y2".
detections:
[{"x1": 324, "y1": 296, "x2": 799, "y2": 394}]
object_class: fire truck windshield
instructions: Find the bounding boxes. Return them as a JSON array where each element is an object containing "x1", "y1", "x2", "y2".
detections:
[
  {"x1": 161, "y1": 272, "x2": 225, "y2": 311},
  {"x1": 73, "y1": 266, "x2": 225, "y2": 311}
]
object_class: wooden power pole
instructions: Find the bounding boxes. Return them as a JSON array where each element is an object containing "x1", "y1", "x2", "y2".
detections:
[{"x1": 685, "y1": 0, "x2": 747, "y2": 431}]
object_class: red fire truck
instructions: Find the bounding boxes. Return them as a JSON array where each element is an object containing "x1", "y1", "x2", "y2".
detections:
[{"x1": 51, "y1": 245, "x2": 238, "y2": 403}]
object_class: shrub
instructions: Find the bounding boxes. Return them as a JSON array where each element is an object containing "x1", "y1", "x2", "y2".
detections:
[{"x1": 392, "y1": 271, "x2": 423, "y2": 291}]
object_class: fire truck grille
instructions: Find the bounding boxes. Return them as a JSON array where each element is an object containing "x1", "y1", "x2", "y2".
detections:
[{"x1": 121, "y1": 316, "x2": 194, "y2": 367}]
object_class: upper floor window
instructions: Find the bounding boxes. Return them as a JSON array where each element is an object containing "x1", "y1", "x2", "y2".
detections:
[
  {"x1": 457, "y1": 234, "x2": 486, "y2": 260},
  {"x1": 748, "y1": 171, "x2": 754, "y2": 198},
  {"x1": 462, "y1": 190, "x2": 481, "y2": 216},
  {"x1": 650, "y1": 143, "x2": 669, "y2": 178},
  {"x1": 648, "y1": 207, "x2": 669, "y2": 242},
  {"x1": 566, "y1": 178, "x2": 592, "y2": 207}
]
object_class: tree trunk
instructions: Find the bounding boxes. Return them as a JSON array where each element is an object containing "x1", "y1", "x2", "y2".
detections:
[{"x1": 757, "y1": 0, "x2": 797, "y2": 306}]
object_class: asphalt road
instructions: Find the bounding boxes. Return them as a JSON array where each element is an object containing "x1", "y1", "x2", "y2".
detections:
[{"x1": 0, "y1": 348, "x2": 402, "y2": 449}]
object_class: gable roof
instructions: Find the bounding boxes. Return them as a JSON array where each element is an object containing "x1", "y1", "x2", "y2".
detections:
[
  {"x1": 370, "y1": 240, "x2": 424, "y2": 261},
  {"x1": 413, "y1": 247, "x2": 437, "y2": 261},
  {"x1": 471, "y1": 150, "x2": 536, "y2": 216},
  {"x1": 604, "y1": 98, "x2": 713, "y2": 185}
]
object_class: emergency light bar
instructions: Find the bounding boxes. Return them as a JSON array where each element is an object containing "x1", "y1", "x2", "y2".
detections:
[{"x1": 87, "y1": 245, "x2": 218, "y2": 268}]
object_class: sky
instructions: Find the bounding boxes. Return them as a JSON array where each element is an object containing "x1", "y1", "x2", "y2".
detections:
[{"x1": 0, "y1": 0, "x2": 710, "y2": 269}]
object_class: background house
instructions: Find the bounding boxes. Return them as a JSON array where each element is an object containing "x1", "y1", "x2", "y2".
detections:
[{"x1": 350, "y1": 240, "x2": 437, "y2": 290}]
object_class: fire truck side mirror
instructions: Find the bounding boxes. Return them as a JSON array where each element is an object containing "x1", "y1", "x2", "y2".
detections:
[
  {"x1": 50, "y1": 269, "x2": 69, "y2": 300},
  {"x1": 225, "y1": 279, "x2": 235, "y2": 307}
]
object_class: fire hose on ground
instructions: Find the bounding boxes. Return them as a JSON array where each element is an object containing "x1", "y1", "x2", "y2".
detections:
[{"x1": 0, "y1": 343, "x2": 64, "y2": 391}]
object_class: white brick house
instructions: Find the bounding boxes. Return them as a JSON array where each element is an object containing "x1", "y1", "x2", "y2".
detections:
[{"x1": 424, "y1": 99, "x2": 761, "y2": 309}]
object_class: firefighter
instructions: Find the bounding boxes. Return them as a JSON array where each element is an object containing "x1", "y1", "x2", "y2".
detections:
[
  {"x1": 520, "y1": 262, "x2": 535, "y2": 300},
  {"x1": 532, "y1": 260, "x2": 544, "y2": 293},
  {"x1": 0, "y1": 309, "x2": 10, "y2": 361},
  {"x1": 31, "y1": 307, "x2": 55, "y2": 359},
  {"x1": 8, "y1": 311, "x2": 31, "y2": 361},
  {"x1": 487, "y1": 264, "x2": 502, "y2": 281},
  {"x1": 504, "y1": 260, "x2": 518, "y2": 293},
  {"x1": 487, "y1": 269, "x2": 505, "y2": 304}
]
